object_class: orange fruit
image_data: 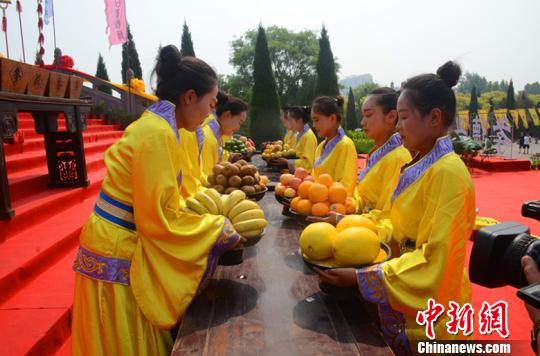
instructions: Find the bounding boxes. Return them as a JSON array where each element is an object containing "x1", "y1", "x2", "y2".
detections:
[
  {"x1": 345, "y1": 198, "x2": 356, "y2": 214},
  {"x1": 280, "y1": 173, "x2": 294, "y2": 186},
  {"x1": 336, "y1": 214, "x2": 377, "y2": 233},
  {"x1": 308, "y1": 183, "x2": 329, "y2": 203},
  {"x1": 290, "y1": 197, "x2": 301, "y2": 211},
  {"x1": 298, "y1": 181, "x2": 313, "y2": 199},
  {"x1": 294, "y1": 167, "x2": 309, "y2": 180},
  {"x1": 316, "y1": 173, "x2": 333, "y2": 188},
  {"x1": 296, "y1": 199, "x2": 313, "y2": 215},
  {"x1": 329, "y1": 203, "x2": 346, "y2": 215},
  {"x1": 275, "y1": 184, "x2": 286, "y2": 196},
  {"x1": 311, "y1": 202, "x2": 329, "y2": 217},
  {"x1": 328, "y1": 183, "x2": 347, "y2": 204}
]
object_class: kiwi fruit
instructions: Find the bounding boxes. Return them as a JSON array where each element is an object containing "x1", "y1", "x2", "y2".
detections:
[
  {"x1": 224, "y1": 187, "x2": 237, "y2": 194},
  {"x1": 214, "y1": 184, "x2": 225, "y2": 193},
  {"x1": 242, "y1": 176, "x2": 255, "y2": 186},
  {"x1": 207, "y1": 174, "x2": 217, "y2": 185},
  {"x1": 241, "y1": 185, "x2": 256, "y2": 194},
  {"x1": 228, "y1": 175, "x2": 242, "y2": 187},
  {"x1": 216, "y1": 174, "x2": 228, "y2": 186},
  {"x1": 213, "y1": 164, "x2": 224, "y2": 176}
]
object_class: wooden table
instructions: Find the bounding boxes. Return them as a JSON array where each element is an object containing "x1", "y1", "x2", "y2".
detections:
[{"x1": 173, "y1": 157, "x2": 391, "y2": 355}]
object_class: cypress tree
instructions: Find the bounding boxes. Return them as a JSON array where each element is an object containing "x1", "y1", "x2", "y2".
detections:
[
  {"x1": 180, "y1": 21, "x2": 196, "y2": 57},
  {"x1": 121, "y1": 24, "x2": 143, "y2": 83},
  {"x1": 345, "y1": 87, "x2": 358, "y2": 130},
  {"x1": 249, "y1": 25, "x2": 281, "y2": 146},
  {"x1": 315, "y1": 26, "x2": 339, "y2": 96},
  {"x1": 95, "y1": 53, "x2": 112, "y2": 95},
  {"x1": 468, "y1": 84, "x2": 479, "y2": 136},
  {"x1": 506, "y1": 80, "x2": 516, "y2": 110}
]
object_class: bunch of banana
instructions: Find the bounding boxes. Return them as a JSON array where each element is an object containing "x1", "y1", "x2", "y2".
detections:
[
  {"x1": 185, "y1": 188, "x2": 224, "y2": 215},
  {"x1": 185, "y1": 189, "x2": 267, "y2": 239},
  {"x1": 226, "y1": 192, "x2": 267, "y2": 238}
]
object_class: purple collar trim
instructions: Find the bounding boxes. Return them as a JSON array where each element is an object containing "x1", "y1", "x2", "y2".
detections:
[
  {"x1": 314, "y1": 127, "x2": 345, "y2": 168},
  {"x1": 391, "y1": 136, "x2": 454, "y2": 202},
  {"x1": 208, "y1": 118, "x2": 223, "y2": 161},
  {"x1": 358, "y1": 133, "x2": 402, "y2": 182},
  {"x1": 294, "y1": 124, "x2": 311, "y2": 148},
  {"x1": 147, "y1": 100, "x2": 179, "y2": 142}
]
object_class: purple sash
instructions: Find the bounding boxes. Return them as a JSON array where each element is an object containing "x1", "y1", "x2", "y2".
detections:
[
  {"x1": 294, "y1": 124, "x2": 311, "y2": 149},
  {"x1": 208, "y1": 118, "x2": 223, "y2": 161},
  {"x1": 357, "y1": 133, "x2": 402, "y2": 182}
]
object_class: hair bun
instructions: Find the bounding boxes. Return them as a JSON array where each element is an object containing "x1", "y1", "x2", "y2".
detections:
[
  {"x1": 334, "y1": 96, "x2": 345, "y2": 108},
  {"x1": 156, "y1": 45, "x2": 182, "y2": 79},
  {"x1": 436, "y1": 61, "x2": 461, "y2": 88},
  {"x1": 217, "y1": 91, "x2": 229, "y2": 106}
]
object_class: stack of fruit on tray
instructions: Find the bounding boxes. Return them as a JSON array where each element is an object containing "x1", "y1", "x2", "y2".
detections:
[
  {"x1": 206, "y1": 160, "x2": 268, "y2": 199},
  {"x1": 300, "y1": 215, "x2": 389, "y2": 268},
  {"x1": 185, "y1": 189, "x2": 267, "y2": 244},
  {"x1": 224, "y1": 136, "x2": 256, "y2": 161},
  {"x1": 275, "y1": 170, "x2": 355, "y2": 217},
  {"x1": 261, "y1": 140, "x2": 297, "y2": 163}
]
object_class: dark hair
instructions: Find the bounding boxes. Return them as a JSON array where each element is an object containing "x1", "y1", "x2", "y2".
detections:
[
  {"x1": 311, "y1": 96, "x2": 344, "y2": 122},
  {"x1": 152, "y1": 45, "x2": 217, "y2": 103},
  {"x1": 368, "y1": 87, "x2": 399, "y2": 114},
  {"x1": 401, "y1": 61, "x2": 461, "y2": 127},
  {"x1": 215, "y1": 91, "x2": 248, "y2": 117},
  {"x1": 288, "y1": 106, "x2": 310, "y2": 123}
]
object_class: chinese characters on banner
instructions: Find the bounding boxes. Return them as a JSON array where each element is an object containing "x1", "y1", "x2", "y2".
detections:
[
  {"x1": 417, "y1": 299, "x2": 509, "y2": 340},
  {"x1": 493, "y1": 110, "x2": 512, "y2": 156},
  {"x1": 104, "y1": 0, "x2": 127, "y2": 47}
]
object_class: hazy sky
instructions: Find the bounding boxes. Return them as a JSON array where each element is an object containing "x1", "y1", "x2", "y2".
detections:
[{"x1": 3, "y1": 0, "x2": 539, "y2": 91}]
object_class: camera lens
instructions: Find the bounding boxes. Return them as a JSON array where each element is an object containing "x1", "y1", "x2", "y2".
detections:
[{"x1": 502, "y1": 234, "x2": 540, "y2": 288}]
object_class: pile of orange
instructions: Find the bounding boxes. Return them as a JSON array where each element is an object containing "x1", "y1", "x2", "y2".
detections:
[{"x1": 290, "y1": 173, "x2": 355, "y2": 217}]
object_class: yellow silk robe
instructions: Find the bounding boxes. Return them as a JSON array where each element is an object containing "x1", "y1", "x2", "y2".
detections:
[
  {"x1": 356, "y1": 136, "x2": 475, "y2": 354},
  {"x1": 72, "y1": 101, "x2": 240, "y2": 356},
  {"x1": 287, "y1": 124, "x2": 318, "y2": 172},
  {"x1": 354, "y1": 134, "x2": 411, "y2": 213},
  {"x1": 201, "y1": 119, "x2": 230, "y2": 179},
  {"x1": 178, "y1": 127, "x2": 205, "y2": 198},
  {"x1": 284, "y1": 129, "x2": 297, "y2": 147},
  {"x1": 312, "y1": 127, "x2": 358, "y2": 195}
]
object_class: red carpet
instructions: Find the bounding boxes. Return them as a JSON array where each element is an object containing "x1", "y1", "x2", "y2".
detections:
[{"x1": 0, "y1": 113, "x2": 122, "y2": 355}]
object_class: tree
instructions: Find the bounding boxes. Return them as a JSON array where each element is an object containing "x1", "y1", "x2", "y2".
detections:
[
  {"x1": 315, "y1": 26, "x2": 339, "y2": 97},
  {"x1": 352, "y1": 82, "x2": 379, "y2": 100},
  {"x1": 121, "y1": 24, "x2": 143, "y2": 83},
  {"x1": 230, "y1": 26, "x2": 319, "y2": 105},
  {"x1": 95, "y1": 53, "x2": 112, "y2": 95},
  {"x1": 249, "y1": 26, "x2": 281, "y2": 145},
  {"x1": 180, "y1": 21, "x2": 195, "y2": 57},
  {"x1": 506, "y1": 80, "x2": 516, "y2": 110},
  {"x1": 525, "y1": 82, "x2": 540, "y2": 95},
  {"x1": 345, "y1": 87, "x2": 358, "y2": 130}
]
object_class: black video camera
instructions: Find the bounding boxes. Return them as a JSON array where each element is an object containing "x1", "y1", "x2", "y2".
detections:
[{"x1": 469, "y1": 201, "x2": 540, "y2": 308}]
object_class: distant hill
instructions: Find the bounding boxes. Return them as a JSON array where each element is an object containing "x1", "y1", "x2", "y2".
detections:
[{"x1": 339, "y1": 74, "x2": 374, "y2": 94}]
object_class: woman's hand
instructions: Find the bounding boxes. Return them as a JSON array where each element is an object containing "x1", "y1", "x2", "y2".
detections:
[
  {"x1": 306, "y1": 212, "x2": 339, "y2": 225},
  {"x1": 270, "y1": 158, "x2": 288, "y2": 166},
  {"x1": 313, "y1": 267, "x2": 358, "y2": 288}
]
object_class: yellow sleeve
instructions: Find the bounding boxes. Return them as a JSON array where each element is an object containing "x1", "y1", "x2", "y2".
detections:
[
  {"x1": 129, "y1": 130, "x2": 239, "y2": 329},
  {"x1": 379, "y1": 167, "x2": 475, "y2": 314},
  {"x1": 292, "y1": 131, "x2": 317, "y2": 171}
]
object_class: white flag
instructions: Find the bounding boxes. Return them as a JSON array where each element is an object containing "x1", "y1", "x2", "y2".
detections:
[{"x1": 44, "y1": 0, "x2": 54, "y2": 25}]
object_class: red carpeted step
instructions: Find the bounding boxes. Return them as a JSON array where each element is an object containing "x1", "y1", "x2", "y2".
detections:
[
  {"x1": 55, "y1": 336, "x2": 71, "y2": 356},
  {"x1": 6, "y1": 130, "x2": 122, "y2": 154},
  {"x1": 8, "y1": 151, "x2": 108, "y2": 202},
  {"x1": 0, "y1": 169, "x2": 106, "y2": 243},
  {"x1": 0, "y1": 250, "x2": 77, "y2": 356},
  {"x1": 6, "y1": 137, "x2": 119, "y2": 174},
  {"x1": 19, "y1": 124, "x2": 122, "y2": 140}
]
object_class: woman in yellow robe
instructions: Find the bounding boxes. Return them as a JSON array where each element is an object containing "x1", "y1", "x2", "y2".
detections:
[
  {"x1": 354, "y1": 88, "x2": 411, "y2": 214},
  {"x1": 201, "y1": 92, "x2": 248, "y2": 179},
  {"x1": 273, "y1": 106, "x2": 318, "y2": 172},
  {"x1": 71, "y1": 46, "x2": 242, "y2": 355},
  {"x1": 310, "y1": 96, "x2": 358, "y2": 195},
  {"x1": 280, "y1": 105, "x2": 296, "y2": 147},
  {"x1": 316, "y1": 61, "x2": 475, "y2": 354}
]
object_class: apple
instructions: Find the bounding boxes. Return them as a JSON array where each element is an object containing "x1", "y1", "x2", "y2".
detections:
[
  {"x1": 284, "y1": 187, "x2": 297, "y2": 198},
  {"x1": 294, "y1": 168, "x2": 309, "y2": 180},
  {"x1": 280, "y1": 173, "x2": 294, "y2": 186},
  {"x1": 290, "y1": 177, "x2": 302, "y2": 190}
]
